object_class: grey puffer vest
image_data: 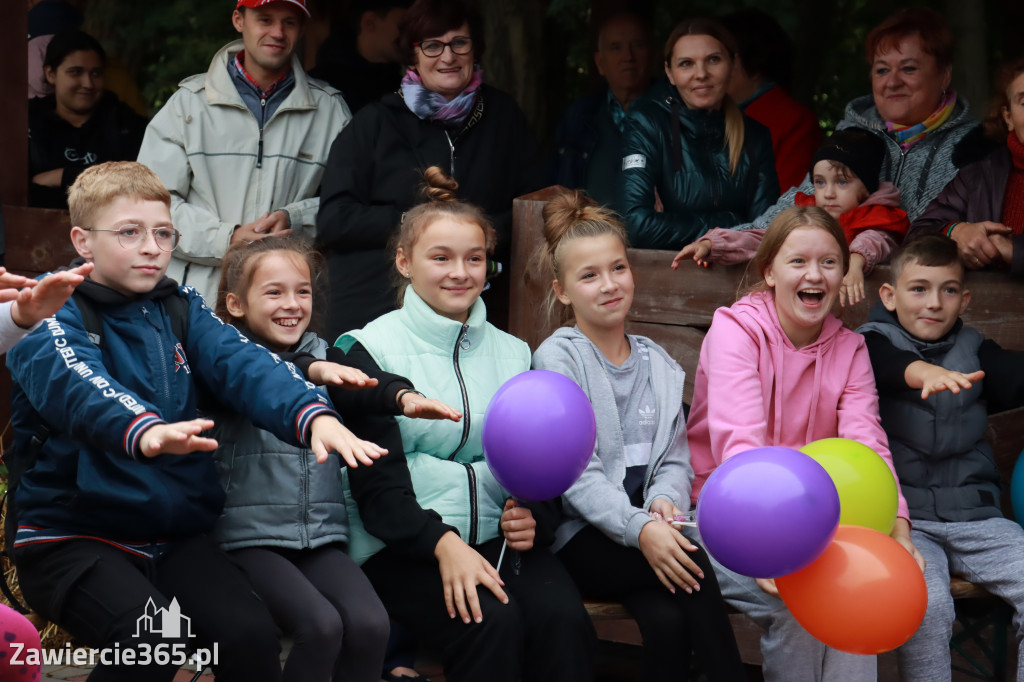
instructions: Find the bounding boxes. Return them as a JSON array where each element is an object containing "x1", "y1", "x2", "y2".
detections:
[
  {"x1": 210, "y1": 332, "x2": 349, "y2": 551},
  {"x1": 857, "y1": 319, "x2": 999, "y2": 521}
]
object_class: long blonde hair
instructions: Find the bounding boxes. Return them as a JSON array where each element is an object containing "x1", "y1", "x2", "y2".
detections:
[{"x1": 664, "y1": 18, "x2": 745, "y2": 175}]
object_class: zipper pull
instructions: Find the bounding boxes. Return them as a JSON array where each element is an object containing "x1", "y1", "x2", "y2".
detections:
[{"x1": 460, "y1": 324, "x2": 471, "y2": 350}]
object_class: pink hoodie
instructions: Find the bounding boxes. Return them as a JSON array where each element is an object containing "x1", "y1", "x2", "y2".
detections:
[{"x1": 687, "y1": 291, "x2": 909, "y2": 520}]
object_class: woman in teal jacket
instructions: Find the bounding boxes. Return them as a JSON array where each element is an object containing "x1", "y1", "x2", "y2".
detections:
[{"x1": 619, "y1": 17, "x2": 779, "y2": 250}]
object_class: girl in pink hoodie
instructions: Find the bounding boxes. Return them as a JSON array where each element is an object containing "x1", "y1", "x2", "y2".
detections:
[{"x1": 686, "y1": 205, "x2": 922, "y2": 682}]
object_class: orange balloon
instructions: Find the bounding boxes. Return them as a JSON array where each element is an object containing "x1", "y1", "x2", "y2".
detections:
[{"x1": 776, "y1": 525, "x2": 927, "y2": 655}]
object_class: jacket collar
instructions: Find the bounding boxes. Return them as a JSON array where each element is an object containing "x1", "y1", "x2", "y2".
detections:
[
  {"x1": 397, "y1": 284, "x2": 487, "y2": 353},
  {"x1": 192, "y1": 40, "x2": 319, "y2": 111}
]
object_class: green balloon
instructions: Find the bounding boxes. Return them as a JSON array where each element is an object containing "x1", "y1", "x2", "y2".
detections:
[{"x1": 800, "y1": 438, "x2": 898, "y2": 534}]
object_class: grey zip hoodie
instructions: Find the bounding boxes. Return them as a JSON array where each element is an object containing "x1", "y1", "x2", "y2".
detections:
[{"x1": 533, "y1": 327, "x2": 693, "y2": 551}]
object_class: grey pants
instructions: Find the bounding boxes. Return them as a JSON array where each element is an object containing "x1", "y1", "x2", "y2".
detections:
[
  {"x1": 899, "y1": 518, "x2": 1024, "y2": 682},
  {"x1": 709, "y1": 553, "x2": 877, "y2": 682}
]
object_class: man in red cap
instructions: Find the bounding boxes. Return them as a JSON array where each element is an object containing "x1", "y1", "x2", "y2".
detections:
[{"x1": 138, "y1": 0, "x2": 351, "y2": 302}]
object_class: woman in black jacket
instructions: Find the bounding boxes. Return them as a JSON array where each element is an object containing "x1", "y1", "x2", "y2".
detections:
[
  {"x1": 29, "y1": 30, "x2": 147, "y2": 210},
  {"x1": 316, "y1": 0, "x2": 541, "y2": 340},
  {"x1": 618, "y1": 17, "x2": 778, "y2": 251}
]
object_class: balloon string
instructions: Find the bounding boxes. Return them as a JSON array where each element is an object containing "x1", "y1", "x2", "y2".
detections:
[{"x1": 496, "y1": 539, "x2": 507, "y2": 573}]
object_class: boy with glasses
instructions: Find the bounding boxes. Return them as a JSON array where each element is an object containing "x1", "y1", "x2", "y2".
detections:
[{"x1": 6, "y1": 161, "x2": 385, "y2": 682}]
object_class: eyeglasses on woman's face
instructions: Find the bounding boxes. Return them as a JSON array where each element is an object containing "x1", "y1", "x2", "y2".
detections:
[{"x1": 414, "y1": 36, "x2": 473, "y2": 58}]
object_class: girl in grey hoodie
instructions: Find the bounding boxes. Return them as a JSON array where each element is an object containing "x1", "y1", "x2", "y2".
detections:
[{"x1": 532, "y1": 189, "x2": 744, "y2": 680}]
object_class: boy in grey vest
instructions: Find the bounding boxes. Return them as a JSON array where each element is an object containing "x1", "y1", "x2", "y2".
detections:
[{"x1": 857, "y1": 234, "x2": 1024, "y2": 682}]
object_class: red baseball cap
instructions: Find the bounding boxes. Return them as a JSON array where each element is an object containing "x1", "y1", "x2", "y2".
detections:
[{"x1": 235, "y1": 0, "x2": 310, "y2": 18}]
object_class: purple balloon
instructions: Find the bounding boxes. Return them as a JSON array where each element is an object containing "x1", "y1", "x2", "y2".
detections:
[
  {"x1": 696, "y1": 447, "x2": 840, "y2": 578},
  {"x1": 482, "y1": 370, "x2": 596, "y2": 501}
]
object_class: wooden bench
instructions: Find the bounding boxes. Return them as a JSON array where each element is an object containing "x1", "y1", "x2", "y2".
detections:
[{"x1": 511, "y1": 187, "x2": 1024, "y2": 678}]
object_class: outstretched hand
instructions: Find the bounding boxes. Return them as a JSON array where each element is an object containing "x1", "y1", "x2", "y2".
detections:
[
  {"x1": 309, "y1": 414, "x2": 387, "y2": 466},
  {"x1": 8, "y1": 263, "x2": 94, "y2": 328},
  {"x1": 401, "y1": 392, "x2": 462, "y2": 422},
  {"x1": 308, "y1": 361, "x2": 378, "y2": 389},
  {"x1": 906, "y1": 360, "x2": 984, "y2": 399},
  {"x1": 671, "y1": 240, "x2": 712, "y2": 270},
  {"x1": 138, "y1": 418, "x2": 218, "y2": 458},
  {"x1": 840, "y1": 254, "x2": 866, "y2": 307}
]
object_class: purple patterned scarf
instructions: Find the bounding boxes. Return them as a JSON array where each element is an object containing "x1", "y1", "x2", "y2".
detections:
[{"x1": 401, "y1": 66, "x2": 484, "y2": 128}]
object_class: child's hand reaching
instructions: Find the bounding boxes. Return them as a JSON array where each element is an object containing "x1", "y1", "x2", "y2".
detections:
[
  {"x1": 308, "y1": 361, "x2": 379, "y2": 390},
  {"x1": 671, "y1": 239, "x2": 712, "y2": 270},
  {"x1": 308, "y1": 414, "x2": 387, "y2": 466},
  {"x1": 500, "y1": 499, "x2": 535, "y2": 551},
  {"x1": 9, "y1": 263, "x2": 94, "y2": 328},
  {"x1": 400, "y1": 391, "x2": 462, "y2": 422},
  {"x1": 638, "y1": 518, "x2": 704, "y2": 594},
  {"x1": 139, "y1": 418, "x2": 218, "y2": 458},
  {"x1": 906, "y1": 360, "x2": 984, "y2": 399},
  {"x1": 840, "y1": 254, "x2": 866, "y2": 307},
  {"x1": 0, "y1": 268, "x2": 39, "y2": 301}
]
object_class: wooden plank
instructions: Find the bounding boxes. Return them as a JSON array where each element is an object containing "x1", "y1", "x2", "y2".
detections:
[{"x1": 626, "y1": 322, "x2": 705, "y2": 405}]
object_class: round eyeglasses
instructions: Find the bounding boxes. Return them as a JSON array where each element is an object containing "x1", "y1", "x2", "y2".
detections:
[
  {"x1": 414, "y1": 37, "x2": 473, "y2": 58},
  {"x1": 85, "y1": 225, "x2": 181, "y2": 252}
]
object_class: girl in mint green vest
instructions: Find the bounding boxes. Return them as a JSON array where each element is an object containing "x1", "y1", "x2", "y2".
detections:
[{"x1": 331, "y1": 167, "x2": 597, "y2": 682}]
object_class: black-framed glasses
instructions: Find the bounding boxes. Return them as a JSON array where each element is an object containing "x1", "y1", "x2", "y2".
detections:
[
  {"x1": 85, "y1": 225, "x2": 180, "y2": 252},
  {"x1": 414, "y1": 37, "x2": 473, "y2": 58}
]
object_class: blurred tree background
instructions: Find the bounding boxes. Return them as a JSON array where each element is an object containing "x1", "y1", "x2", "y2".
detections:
[{"x1": 80, "y1": 0, "x2": 1023, "y2": 146}]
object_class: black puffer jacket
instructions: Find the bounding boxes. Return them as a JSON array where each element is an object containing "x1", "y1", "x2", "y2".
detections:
[
  {"x1": 619, "y1": 80, "x2": 779, "y2": 250},
  {"x1": 28, "y1": 91, "x2": 147, "y2": 209},
  {"x1": 316, "y1": 84, "x2": 541, "y2": 339}
]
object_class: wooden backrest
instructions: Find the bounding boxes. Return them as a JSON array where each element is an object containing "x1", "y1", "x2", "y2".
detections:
[{"x1": 510, "y1": 187, "x2": 1024, "y2": 405}]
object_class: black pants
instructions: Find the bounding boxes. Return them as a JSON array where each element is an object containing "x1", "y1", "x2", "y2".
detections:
[
  {"x1": 231, "y1": 544, "x2": 389, "y2": 682},
  {"x1": 558, "y1": 525, "x2": 745, "y2": 681},
  {"x1": 363, "y1": 537, "x2": 597, "y2": 682},
  {"x1": 14, "y1": 535, "x2": 282, "y2": 682}
]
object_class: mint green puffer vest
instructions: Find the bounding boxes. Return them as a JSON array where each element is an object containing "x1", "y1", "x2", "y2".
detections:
[{"x1": 336, "y1": 287, "x2": 531, "y2": 564}]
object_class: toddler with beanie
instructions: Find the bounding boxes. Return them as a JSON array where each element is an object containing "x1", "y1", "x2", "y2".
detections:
[{"x1": 674, "y1": 127, "x2": 910, "y2": 305}]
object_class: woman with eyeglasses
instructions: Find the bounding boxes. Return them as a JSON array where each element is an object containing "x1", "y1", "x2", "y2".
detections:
[{"x1": 316, "y1": 0, "x2": 542, "y2": 341}]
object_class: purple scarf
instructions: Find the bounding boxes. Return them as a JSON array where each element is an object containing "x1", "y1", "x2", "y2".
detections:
[{"x1": 401, "y1": 66, "x2": 483, "y2": 128}]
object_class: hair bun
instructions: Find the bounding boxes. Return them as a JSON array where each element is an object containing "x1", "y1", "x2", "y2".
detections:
[{"x1": 421, "y1": 166, "x2": 460, "y2": 203}]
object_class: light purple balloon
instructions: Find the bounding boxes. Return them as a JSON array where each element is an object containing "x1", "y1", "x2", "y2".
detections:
[
  {"x1": 696, "y1": 447, "x2": 840, "y2": 578},
  {"x1": 482, "y1": 370, "x2": 596, "y2": 501}
]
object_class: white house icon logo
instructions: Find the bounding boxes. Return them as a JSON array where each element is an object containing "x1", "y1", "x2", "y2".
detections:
[{"x1": 133, "y1": 597, "x2": 195, "y2": 639}]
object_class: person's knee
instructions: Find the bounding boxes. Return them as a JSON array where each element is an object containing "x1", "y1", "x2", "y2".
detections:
[
  {"x1": 346, "y1": 599, "x2": 390, "y2": 650},
  {"x1": 213, "y1": 608, "x2": 282, "y2": 670},
  {"x1": 294, "y1": 603, "x2": 344, "y2": 649},
  {"x1": 919, "y1": 586, "x2": 955, "y2": 634}
]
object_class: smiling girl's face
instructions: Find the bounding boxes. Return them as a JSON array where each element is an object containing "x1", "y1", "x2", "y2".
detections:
[
  {"x1": 396, "y1": 216, "x2": 487, "y2": 323},
  {"x1": 764, "y1": 225, "x2": 844, "y2": 348},
  {"x1": 226, "y1": 251, "x2": 312, "y2": 352},
  {"x1": 553, "y1": 233, "x2": 634, "y2": 337}
]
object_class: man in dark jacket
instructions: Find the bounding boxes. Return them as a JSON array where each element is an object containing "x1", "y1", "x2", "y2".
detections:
[
  {"x1": 550, "y1": 10, "x2": 654, "y2": 209},
  {"x1": 310, "y1": 0, "x2": 411, "y2": 114}
]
